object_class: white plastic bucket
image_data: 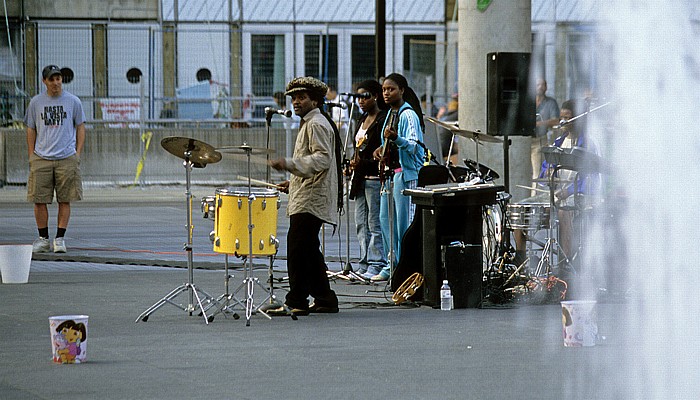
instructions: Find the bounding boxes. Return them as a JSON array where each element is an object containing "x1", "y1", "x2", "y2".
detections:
[
  {"x1": 561, "y1": 300, "x2": 598, "y2": 347},
  {"x1": 49, "y1": 315, "x2": 89, "y2": 364},
  {"x1": 0, "y1": 244, "x2": 33, "y2": 284}
]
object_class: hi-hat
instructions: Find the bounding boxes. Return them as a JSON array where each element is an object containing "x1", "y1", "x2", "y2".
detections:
[
  {"x1": 217, "y1": 145, "x2": 276, "y2": 155},
  {"x1": 425, "y1": 116, "x2": 502, "y2": 144},
  {"x1": 161, "y1": 136, "x2": 221, "y2": 167},
  {"x1": 464, "y1": 159, "x2": 500, "y2": 180}
]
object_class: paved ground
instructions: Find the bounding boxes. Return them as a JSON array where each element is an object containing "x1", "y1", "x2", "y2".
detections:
[{"x1": 0, "y1": 185, "x2": 692, "y2": 399}]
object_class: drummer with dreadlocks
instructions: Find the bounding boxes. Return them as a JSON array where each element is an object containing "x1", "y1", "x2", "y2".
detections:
[{"x1": 269, "y1": 77, "x2": 343, "y2": 315}]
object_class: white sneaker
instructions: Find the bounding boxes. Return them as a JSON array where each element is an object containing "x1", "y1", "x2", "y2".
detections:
[
  {"x1": 53, "y1": 237, "x2": 67, "y2": 253},
  {"x1": 32, "y1": 237, "x2": 50, "y2": 253}
]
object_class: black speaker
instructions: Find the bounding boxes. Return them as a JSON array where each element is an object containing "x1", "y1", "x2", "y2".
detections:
[
  {"x1": 442, "y1": 244, "x2": 482, "y2": 308},
  {"x1": 487, "y1": 52, "x2": 535, "y2": 136}
]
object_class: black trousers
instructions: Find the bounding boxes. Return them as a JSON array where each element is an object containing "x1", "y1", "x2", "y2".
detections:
[{"x1": 285, "y1": 212, "x2": 338, "y2": 309}]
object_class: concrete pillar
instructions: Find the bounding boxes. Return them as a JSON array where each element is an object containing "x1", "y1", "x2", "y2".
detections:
[{"x1": 458, "y1": 0, "x2": 532, "y2": 201}]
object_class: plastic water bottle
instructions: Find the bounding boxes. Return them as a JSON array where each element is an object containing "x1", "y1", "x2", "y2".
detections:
[{"x1": 440, "y1": 280, "x2": 453, "y2": 311}]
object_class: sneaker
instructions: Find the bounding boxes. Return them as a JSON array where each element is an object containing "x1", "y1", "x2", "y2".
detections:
[
  {"x1": 53, "y1": 237, "x2": 67, "y2": 253},
  {"x1": 360, "y1": 271, "x2": 375, "y2": 280},
  {"x1": 361, "y1": 265, "x2": 383, "y2": 280},
  {"x1": 370, "y1": 270, "x2": 390, "y2": 282},
  {"x1": 32, "y1": 237, "x2": 50, "y2": 253}
]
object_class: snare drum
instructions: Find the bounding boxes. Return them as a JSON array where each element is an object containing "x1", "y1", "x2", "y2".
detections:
[
  {"x1": 507, "y1": 203, "x2": 550, "y2": 230},
  {"x1": 213, "y1": 187, "x2": 280, "y2": 255},
  {"x1": 201, "y1": 195, "x2": 216, "y2": 221}
]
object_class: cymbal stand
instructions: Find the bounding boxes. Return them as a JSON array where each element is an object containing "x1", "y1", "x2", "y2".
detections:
[
  {"x1": 136, "y1": 153, "x2": 219, "y2": 324},
  {"x1": 533, "y1": 166, "x2": 571, "y2": 277}
]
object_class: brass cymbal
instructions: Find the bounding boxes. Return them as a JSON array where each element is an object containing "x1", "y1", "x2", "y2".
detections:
[
  {"x1": 424, "y1": 116, "x2": 502, "y2": 144},
  {"x1": 453, "y1": 129, "x2": 503, "y2": 143},
  {"x1": 216, "y1": 145, "x2": 276, "y2": 155},
  {"x1": 425, "y1": 115, "x2": 459, "y2": 131},
  {"x1": 161, "y1": 136, "x2": 222, "y2": 167}
]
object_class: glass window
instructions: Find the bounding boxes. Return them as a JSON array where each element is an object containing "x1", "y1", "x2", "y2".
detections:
[
  {"x1": 251, "y1": 34, "x2": 286, "y2": 96},
  {"x1": 304, "y1": 34, "x2": 338, "y2": 89},
  {"x1": 351, "y1": 35, "x2": 376, "y2": 84},
  {"x1": 404, "y1": 34, "x2": 436, "y2": 95}
]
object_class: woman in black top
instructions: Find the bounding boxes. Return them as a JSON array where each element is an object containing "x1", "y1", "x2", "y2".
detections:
[{"x1": 348, "y1": 80, "x2": 389, "y2": 279}]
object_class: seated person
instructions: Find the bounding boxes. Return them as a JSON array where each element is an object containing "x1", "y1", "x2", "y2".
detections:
[{"x1": 513, "y1": 100, "x2": 600, "y2": 268}]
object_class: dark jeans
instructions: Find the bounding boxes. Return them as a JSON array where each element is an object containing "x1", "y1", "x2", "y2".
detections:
[{"x1": 285, "y1": 213, "x2": 338, "y2": 309}]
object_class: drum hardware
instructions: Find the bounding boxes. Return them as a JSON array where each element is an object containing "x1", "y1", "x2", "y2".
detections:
[
  {"x1": 210, "y1": 144, "x2": 296, "y2": 324},
  {"x1": 425, "y1": 116, "x2": 502, "y2": 184},
  {"x1": 136, "y1": 137, "x2": 223, "y2": 324}
]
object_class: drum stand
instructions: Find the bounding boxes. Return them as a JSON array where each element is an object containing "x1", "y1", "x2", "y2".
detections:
[
  {"x1": 227, "y1": 144, "x2": 295, "y2": 325},
  {"x1": 136, "y1": 153, "x2": 219, "y2": 324},
  {"x1": 532, "y1": 167, "x2": 572, "y2": 277}
]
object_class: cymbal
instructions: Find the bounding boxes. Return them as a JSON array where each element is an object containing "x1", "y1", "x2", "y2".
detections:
[
  {"x1": 219, "y1": 153, "x2": 270, "y2": 165},
  {"x1": 216, "y1": 145, "x2": 276, "y2": 155},
  {"x1": 424, "y1": 116, "x2": 502, "y2": 144},
  {"x1": 425, "y1": 115, "x2": 459, "y2": 130},
  {"x1": 542, "y1": 146, "x2": 607, "y2": 172},
  {"x1": 161, "y1": 136, "x2": 221, "y2": 167},
  {"x1": 454, "y1": 129, "x2": 503, "y2": 143}
]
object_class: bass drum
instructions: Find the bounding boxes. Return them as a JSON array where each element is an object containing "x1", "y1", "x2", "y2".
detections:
[{"x1": 213, "y1": 187, "x2": 280, "y2": 256}]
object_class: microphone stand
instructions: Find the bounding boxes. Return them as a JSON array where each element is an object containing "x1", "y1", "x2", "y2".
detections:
[{"x1": 327, "y1": 98, "x2": 364, "y2": 281}]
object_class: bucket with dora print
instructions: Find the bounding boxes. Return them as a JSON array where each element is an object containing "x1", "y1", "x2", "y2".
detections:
[{"x1": 49, "y1": 315, "x2": 88, "y2": 364}]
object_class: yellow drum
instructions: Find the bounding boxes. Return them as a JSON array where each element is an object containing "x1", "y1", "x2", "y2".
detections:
[{"x1": 213, "y1": 187, "x2": 280, "y2": 256}]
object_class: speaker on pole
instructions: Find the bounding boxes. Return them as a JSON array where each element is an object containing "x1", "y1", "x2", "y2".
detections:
[{"x1": 486, "y1": 52, "x2": 535, "y2": 136}]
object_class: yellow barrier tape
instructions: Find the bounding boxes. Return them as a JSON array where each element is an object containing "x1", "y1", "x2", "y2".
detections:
[{"x1": 131, "y1": 131, "x2": 153, "y2": 186}]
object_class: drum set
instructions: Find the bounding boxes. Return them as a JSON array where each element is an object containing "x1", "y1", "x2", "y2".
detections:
[{"x1": 135, "y1": 137, "x2": 293, "y2": 326}]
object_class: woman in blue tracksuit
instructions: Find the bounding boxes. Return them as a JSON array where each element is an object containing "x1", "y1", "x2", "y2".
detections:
[{"x1": 370, "y1": 73, "x2": 425, "y2": 282}]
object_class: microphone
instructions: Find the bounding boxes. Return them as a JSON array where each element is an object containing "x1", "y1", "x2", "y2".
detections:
[
  {"x1": 325, "y1": 101, "x2": 347, "y2": 109},
  {"x1": 264, "y1": 107, "x2": 292, "y2": 118},
  {"x1": 340, "y1": 92, "x2": 371, "y2": 99}
]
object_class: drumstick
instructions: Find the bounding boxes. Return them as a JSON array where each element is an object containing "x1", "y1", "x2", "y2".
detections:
[
  {"x1": 236, "y1": 175, "x2": 283, "y2": 189},
  {"x1": 515, "y1": 184, "x2": 549, "y2": 193}
]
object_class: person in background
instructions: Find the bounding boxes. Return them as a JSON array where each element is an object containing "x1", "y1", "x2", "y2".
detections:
[
  {"x1": 436, "y1": 93, "x2": 459, "y2": 165},
  {"x1": 24, "y1": 65, "x2": 86, "y2": 254},
  {"x1": 420, "y1": 93, "x2": 439, "y2": 117},
  {"x1": 326, "y1": 85, "x2": 348, "y2": 130},
  {"x1": 347, "y1": 80, "x2": 389, "y2": 280},
  {"x1": 269, "y1": 76, "x2": 343, "y2": 315},
  {"x1": 514, "y1": 100, "x2": 599, "y2": 267},
  {"x1": 371, "y1": 73, "x2": 425, "y2": 282},
  {"x1": 533, "y1": 78, "x2": 560, "y2": 195}
]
